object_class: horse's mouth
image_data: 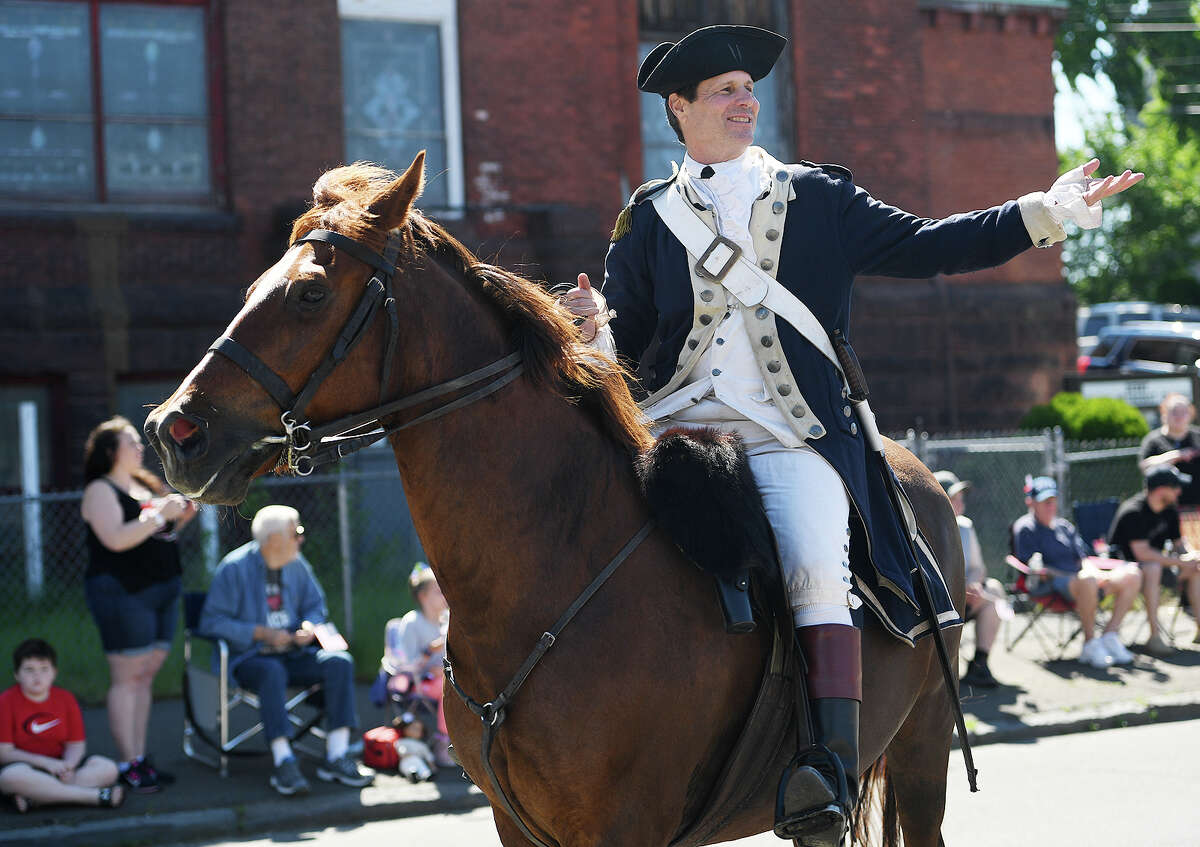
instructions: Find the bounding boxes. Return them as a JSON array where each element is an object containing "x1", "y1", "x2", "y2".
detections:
[{"x1": 151, "y1": 429, "x2": 283, "y2": 505}]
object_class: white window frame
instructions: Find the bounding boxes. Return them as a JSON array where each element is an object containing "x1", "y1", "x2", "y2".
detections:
[{"x1": 338, "y1": 0, "x2": 464, "y2": 215}]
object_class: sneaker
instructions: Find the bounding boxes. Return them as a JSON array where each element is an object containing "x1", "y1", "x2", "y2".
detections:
[
  {"x1": 960, "y1": 661, "x2": 1000, "y2": 689},
  {"x1": 270, "y1": 756, "x2": 311, "y2": 796},
  {"x1": 1142, "y1": 632, "x2": 1175, "y2": 658},
  {"x1": 1101, "y1": 632, "x2": 1134, "y2": 665},
  {"x1": 140, "y1": 758, "x2": 175, "y2": 786},
  {"x1": 120, "y1": 760, "x2": 161, "y2": 794},
  {"x1": 1079, "y1": 637, "x2": 1113, "y2": 668},
  {"x1": 317, "y1": 755, "x2": 375, "y2": 788}
]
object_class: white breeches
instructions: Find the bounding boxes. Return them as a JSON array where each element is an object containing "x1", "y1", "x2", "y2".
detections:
[{"x1": 746, "y1": 442, "x2": 863, "y2": 628}]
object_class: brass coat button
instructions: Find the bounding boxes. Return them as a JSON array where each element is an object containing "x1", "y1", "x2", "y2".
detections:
[
  {"x1": 809, "y1": 425, "x2": 824, "y2": 437},
  {"x1": 699, "y1": 314, "x2": 712, "y2": 325},
  {"x1": 767, "y1": 360, "x2": 781, "y2": 373},
  {"x1": 755, "y1": 306, "x2": 770, "y2": 319},
  {"x1": 776, "y1": 170, "x2": 788, "y2": 182},
  {"x1": 687, "y1": 339, "x2": 698, "y2": 350},
  {"x1": 760, "y1": 336, "x2": 773, "y2": 347},
  {"x1": 777, "y1": 384, "x2": 792, "y2": 396},
  {"x1": 700, "y1": 289, "x2": 714, "y2": 302},
  {"x1": 760, "y1": 258, "x2": 774, "y2": 271},
  {"x1": 766, "y1": 229, "x2": 779, "y2": 241},
  {"x1": 772, "y1": 201, "x2": 785, "y2": 214}
]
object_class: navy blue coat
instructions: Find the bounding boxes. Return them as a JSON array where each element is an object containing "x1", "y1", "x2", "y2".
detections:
[{"x1": 603, "y1": 164, "x2": 1035, "y2": 642}]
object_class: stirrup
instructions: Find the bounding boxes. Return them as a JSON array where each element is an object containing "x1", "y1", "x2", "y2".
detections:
[{"x1": 774, "y1": 744, "x2": 851, "y2": 845}]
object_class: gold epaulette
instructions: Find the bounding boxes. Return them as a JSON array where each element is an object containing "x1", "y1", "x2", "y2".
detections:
[{"x1": 610, "y1": 205, "x2": 633, "y2": 242}]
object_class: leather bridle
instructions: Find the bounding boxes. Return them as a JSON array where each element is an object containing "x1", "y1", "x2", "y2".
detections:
[{"x1": 208, "y1": 228, "x2": 524, "y2": 475}]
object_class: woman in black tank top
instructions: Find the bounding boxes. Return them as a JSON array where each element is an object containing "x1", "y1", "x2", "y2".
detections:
[{"x1": 80, "y1": 416, "x2": 197, "y2": 793}]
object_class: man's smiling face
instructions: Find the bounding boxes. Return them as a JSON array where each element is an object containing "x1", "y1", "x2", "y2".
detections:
[{"x1": 670, "y1": 70, "x2": 759, "y2": 164}]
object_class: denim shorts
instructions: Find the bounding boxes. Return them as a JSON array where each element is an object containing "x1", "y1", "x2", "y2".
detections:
[
  {"x1": 84, "y1": 573, "x2": 181, "y2": 655},
  {"x1": 1030, "y1": 573, "x2": 1075, "y2": 602}
]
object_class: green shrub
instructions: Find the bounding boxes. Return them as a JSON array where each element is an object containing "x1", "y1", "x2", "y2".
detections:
[{"x1": 1019, "y1": 392, "x2": 1148, "y2": 440}]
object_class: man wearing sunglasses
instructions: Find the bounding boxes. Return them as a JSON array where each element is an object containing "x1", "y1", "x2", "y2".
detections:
[{"x1": 200, "y1": 505, "x2": 373, "y2": 795}]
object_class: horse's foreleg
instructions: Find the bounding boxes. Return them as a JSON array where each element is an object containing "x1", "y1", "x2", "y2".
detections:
[
  {"x1": 492, "y1": 807, "x2": 540, "y2": 847},
  {"x1": 880, "y1": 663, "x2": 956, "y2": 847}
]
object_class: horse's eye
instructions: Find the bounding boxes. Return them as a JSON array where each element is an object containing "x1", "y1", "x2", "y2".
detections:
[{"x1": 299, "y1": 286, "x2": 327, "y2": 305}]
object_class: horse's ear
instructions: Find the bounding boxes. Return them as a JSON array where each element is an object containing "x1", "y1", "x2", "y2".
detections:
[{"x1": 368, "y1": 151, "x2": 425, "y2": 230}]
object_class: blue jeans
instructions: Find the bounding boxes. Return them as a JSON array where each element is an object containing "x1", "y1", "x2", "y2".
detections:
[{"x1": 233, "y1": 649, "x2": 357, "y2": 743}]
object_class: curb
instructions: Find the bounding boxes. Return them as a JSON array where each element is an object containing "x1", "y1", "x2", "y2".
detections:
[
  {"x1": 6, "y1": 696, "x2": 1200, "y2": 847},
  {"x1": 0, "y1": 778, "x2": 490, "y2": 847},
  {"x1": 958, "y1": 689, "x2": 1200, "y2": 748}
]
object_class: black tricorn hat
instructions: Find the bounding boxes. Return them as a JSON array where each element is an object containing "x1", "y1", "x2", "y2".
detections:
[{"x1": 638, "y1": 25, "x2": 787, "y2": 96}]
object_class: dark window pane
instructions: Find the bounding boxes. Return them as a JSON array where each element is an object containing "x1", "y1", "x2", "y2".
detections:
[
  {"x1": 0, "y1": 1, "x2": 92, "y2": 116},
  {"x1": 341, "y1": 19, "x2": 447, "y2": 208},
  {"x1": 100, "y1": 4, "x2": 207, "y2": 118},
  {"x1": 0, "y1": 117, "x2": 95, "y2": 197},
  {"x1": 1128, "y1": 339, "x2": 1178, "y2": 364},
  {"x1": 104, "y1": 121, "x2": 210, "y2": 197}
]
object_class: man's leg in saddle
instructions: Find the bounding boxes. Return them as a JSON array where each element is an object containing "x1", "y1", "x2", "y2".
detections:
[{"x1": 749, "y1": 446, "x2": 862, "y2": 844}]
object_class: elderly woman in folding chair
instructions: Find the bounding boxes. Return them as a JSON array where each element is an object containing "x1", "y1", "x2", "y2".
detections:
[{"x1": 1011, "y1": 477, "x2": 1142, "y2": 669}]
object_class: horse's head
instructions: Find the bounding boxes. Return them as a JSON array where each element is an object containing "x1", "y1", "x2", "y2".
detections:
[{"x1": 145, "y1": 154, "x2": 427, "y2": 504}]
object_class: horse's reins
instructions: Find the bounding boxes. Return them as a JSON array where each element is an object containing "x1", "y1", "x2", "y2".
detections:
[{"x1": 208, "y1": 228, "x2": 524, "y2": 474}]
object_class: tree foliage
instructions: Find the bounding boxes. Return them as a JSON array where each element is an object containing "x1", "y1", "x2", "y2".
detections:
[
  {"x1": 1056, "y1": 1, "x2": 1200, "y2": 304},
  {"x1": 1061, "y1": 100, "x2": 1200, "y2": 304}
]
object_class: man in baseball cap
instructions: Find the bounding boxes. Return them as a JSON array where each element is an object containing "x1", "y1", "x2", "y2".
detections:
[{"x1": 1108, "y1": 464, "x2": 1200, "y2": 656}]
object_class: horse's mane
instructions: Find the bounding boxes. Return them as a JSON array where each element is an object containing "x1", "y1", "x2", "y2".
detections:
[{"x1": 289, "y1": 162, "x2": 652, "y2": 455}]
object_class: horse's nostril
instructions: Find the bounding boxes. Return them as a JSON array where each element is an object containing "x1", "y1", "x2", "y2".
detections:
[{"x1": 170, "y1": 416, "x2": 199, "y2": 445}]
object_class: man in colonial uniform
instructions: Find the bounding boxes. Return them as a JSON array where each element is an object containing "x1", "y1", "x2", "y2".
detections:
[{"x1": 564, "y1": 24, "x2": 1141, "y2": 845}]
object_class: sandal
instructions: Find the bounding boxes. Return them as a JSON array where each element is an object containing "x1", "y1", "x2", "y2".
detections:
[{"x1": 98, "y1": 785, "x2": 125, "y2": 809}]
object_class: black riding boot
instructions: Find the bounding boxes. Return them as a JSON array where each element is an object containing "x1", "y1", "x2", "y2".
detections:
[{"x1": 774, "y1": 624, "x2": 862, "y2": 846}]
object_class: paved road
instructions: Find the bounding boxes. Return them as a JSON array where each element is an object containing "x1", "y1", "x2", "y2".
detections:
[{"x1": 164, "y1": 719, "x2": 1198, "y2": 847}]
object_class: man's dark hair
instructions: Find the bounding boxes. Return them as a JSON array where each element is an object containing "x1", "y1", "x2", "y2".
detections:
[
  {"x1": 13, "y1": 638, "x2": 56, "y2": 671},
  {"x1": 664, "y1": 82, "x2": 699, "y2": 144}
]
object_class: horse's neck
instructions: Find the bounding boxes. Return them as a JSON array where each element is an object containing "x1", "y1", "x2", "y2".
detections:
[{"x1": 388, "y1": 375, "x2": 646, "y2": 657}]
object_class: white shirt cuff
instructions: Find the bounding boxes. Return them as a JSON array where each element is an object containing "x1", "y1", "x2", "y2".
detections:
[
  {"x1": 588, "y1": 323, "x2": 616, "y2": 357},
  {"x1": 1017, "y1": 191, "x2": 1067, "y2": 249}
]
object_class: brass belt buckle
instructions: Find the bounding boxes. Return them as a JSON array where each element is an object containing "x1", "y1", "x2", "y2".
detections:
[{"x1": 695, "y1": 235, "x2": 741, "y2": 282}]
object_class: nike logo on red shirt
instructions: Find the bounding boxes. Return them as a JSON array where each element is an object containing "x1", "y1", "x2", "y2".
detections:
[{"x1": 28, "y1": 718, "x2": 60, "y2": 734}]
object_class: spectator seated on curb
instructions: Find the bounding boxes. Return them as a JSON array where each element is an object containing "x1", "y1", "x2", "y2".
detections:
[
  {"x1": 199, "y1": 505, "x2": 374, "y2": 796},
  {"x1": 1012, "y1": 477, "x2": 1142, "y2": 669},
  {"x1": 1108, "y1": 464, "x2": 1200, "y2": 658},
  {"x1": 935, "y1": 471, "x2": 1011, "y2": 688},
  {"x1": 0, "y1": 639, "x2": 124, "y2": 812}
]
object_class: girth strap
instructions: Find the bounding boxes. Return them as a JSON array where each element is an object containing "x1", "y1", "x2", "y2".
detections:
[{"x1": 444, "y1": 519, "x2": 655, "y2": 847}]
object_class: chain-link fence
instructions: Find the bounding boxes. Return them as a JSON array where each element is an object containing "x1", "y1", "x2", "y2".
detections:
[
  {"x1": 900, "y1": 428, "x2": 1144, "y2": 576},
  {"x1": 1, "y1": 445, "x2": 424, "y2": 703},
  {"x1": 2, "y1": 429, "x2": 1148, "y2": 703}
]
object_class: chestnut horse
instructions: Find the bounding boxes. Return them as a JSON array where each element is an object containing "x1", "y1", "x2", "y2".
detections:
[{"x1": 146, "y1": 153, "x2": 964, "y2": 847}]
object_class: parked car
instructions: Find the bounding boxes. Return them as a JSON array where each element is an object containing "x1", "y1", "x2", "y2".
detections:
[
  {"x1": 1077, "y1": 301, "x2": 1200, "y2": 353},
  {"x1": 1077, "y1": 321, "x2": 1200, "y2": 374}
]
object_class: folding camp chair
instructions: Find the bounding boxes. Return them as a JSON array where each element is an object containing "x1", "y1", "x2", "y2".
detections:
[
  {"x1": 181, "y1": 591, "x2": 326, "y2": 777},
  {"x1": 1004, "y1": 555, "x2": 1116, "y2": 661},
  {"x1": 1072, "y1": 497, "x2": 1121, "y2": 556}
]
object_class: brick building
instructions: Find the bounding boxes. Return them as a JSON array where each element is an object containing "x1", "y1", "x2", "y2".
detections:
[{"x1": 0, "y1": 0, "x2": 1073, "y2": 489}]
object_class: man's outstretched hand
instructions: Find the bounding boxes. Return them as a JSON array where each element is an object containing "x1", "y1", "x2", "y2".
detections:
[
  {"x1": 1078, "y1": 158, "x2": 1144, "y2": 205},
  {"x1": 561, "y1": 273, "x2": 609, "y2": 342}
]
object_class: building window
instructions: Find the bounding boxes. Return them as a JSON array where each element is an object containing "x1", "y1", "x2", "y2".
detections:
[
  {"x1": 638, "y1": 1, "x2": 792, "y2": 181},
  {"x1": 0, "y1": 0, "x2": 215, "y2": 203},
  {"x1": 339, "y1": 0, "x2": 463, "y2": 213}
]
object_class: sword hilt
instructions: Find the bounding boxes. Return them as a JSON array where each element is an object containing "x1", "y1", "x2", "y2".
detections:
[{"x1": 832, "y1": 330, "x2": 869, "y2": 402}]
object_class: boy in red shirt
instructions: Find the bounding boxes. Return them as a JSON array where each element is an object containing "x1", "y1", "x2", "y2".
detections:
[{"x1": 0, "y1": 638, "x2": 123, "y2": 811}]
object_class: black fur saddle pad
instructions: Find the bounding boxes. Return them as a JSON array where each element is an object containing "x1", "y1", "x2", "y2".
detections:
[{"x1": 635, "y1": 427, "x2": 779, "y2": 581}]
